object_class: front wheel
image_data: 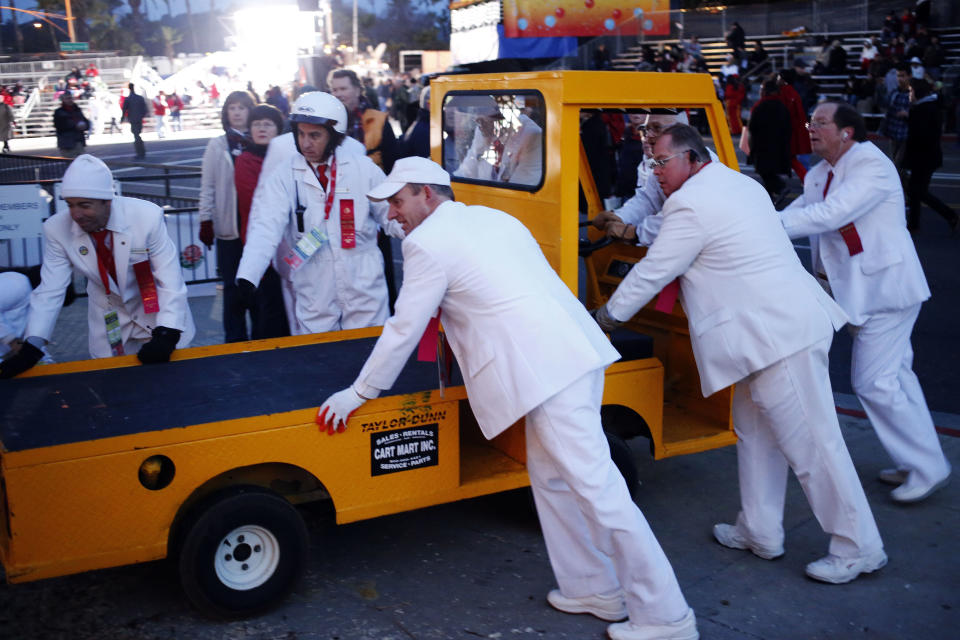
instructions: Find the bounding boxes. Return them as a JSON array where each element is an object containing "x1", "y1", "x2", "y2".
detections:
[{"x1": 178, "y1": 486, "x2": 310, "y2": 618}]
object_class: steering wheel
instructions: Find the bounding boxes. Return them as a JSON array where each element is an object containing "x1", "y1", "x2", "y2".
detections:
[{"x1": 579, "y1": 235, "x2": 614, "y2": 257}]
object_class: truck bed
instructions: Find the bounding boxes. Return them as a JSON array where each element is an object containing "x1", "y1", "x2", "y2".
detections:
[{"x1": 0, "y1": 337, "x2": 455, "y2": 453}]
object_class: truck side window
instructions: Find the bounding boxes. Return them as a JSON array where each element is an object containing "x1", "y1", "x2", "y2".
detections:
[{"x1": 442, "y1": 91, "x2": 545, "y2": 190}]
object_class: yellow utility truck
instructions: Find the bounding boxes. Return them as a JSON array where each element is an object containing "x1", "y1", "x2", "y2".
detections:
[{"x1": 0, "y1": 71, "x2": 738, "y2": 617}]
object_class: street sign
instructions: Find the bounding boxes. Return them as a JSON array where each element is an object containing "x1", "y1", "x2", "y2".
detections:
[{"x1": 59, "y1": 42, "x2": 89, "y2": 52}]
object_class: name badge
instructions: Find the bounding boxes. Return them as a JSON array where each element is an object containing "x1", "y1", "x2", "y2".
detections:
[
  {"x1": 133, "y1": 260, "x2": 160, "y2": 314},
  {"x1": 104, "y1": 310, "x2": 125, "y2": 356},
  {"x1": 284, "y1": 227, "x2": 327, "y2": 271},
  {"x1": 340, "y1": 199, "x2": 356, "y2": 249}
]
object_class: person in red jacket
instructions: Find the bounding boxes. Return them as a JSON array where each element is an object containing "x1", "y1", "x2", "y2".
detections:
[
  {"x1": 231, "y1": 103, "x2": 288, "y2": 339},
  {"x1": 724, "y1": 74, "x2": 747, "y2": 135},
  {"x1": 152, "y1": 91, "x2": 167, "y2": 138},
  {"x1": 776, "y1": 69, "x2": 813, "y2": 180},
  {"x1": 166, "y1": 91, "x2": 184, "y2": 132}
]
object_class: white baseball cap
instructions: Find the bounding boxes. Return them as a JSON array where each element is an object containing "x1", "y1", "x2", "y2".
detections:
[
  {"x1": 60, "y1": 154, "x2": 115, "y2": 200},
  {"x1": 367, "y1": 157, "x2": 451, "y2": 201}
]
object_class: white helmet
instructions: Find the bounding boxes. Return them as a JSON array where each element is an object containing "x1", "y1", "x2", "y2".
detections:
[{"x1": 290, "y1": 91, "x2": 347, "y2": 134}]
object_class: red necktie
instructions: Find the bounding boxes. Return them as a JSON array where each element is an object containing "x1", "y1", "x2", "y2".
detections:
[
  {"x1": 822, "y1": 170, "x2": 833, "y2": 198},
  {"x1": 315, "y1": 163, "x2": 329, "y2": 192},
  {"x1": 91, "y1": 229, "x2": 117, "y2": 294}
]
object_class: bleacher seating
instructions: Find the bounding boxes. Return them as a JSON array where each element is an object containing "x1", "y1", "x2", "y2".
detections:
[
  {"x1": 609, "y1": 26, "x2": 960, "y2": 100},
  {"x1": 0, "y1": 54, "x2": 223, "y2": 140}
]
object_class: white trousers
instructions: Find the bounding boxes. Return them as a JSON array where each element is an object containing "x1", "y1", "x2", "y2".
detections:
[
  {"x1": 850, "y1": 304, "x2": 950, "y2": 486},
  {"x1": 525, "y1": 369, "x2": 689, "y2": 626},
  {"x1": 733, "y1": 337, "x2": 883, "y2": 558}
]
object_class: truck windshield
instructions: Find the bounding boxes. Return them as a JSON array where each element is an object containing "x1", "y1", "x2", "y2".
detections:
[{"x1": 442, "y1": 91, "x2": 545, "y2": 190}]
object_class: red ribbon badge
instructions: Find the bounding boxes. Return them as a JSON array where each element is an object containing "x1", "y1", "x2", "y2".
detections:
[
  {"x1": 340, "y1": 199, "x2": 356, "y2": 249},
  {"x1": 654, "y1": 279, "x2": 680, "y2": 313},
  {"x1": 133, "y1": 260, "x2": 160, "y2": 314}
]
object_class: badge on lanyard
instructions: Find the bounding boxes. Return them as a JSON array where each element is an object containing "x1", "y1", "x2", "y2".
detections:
[
  {"x1": 284, "y1": 228, "x2": 328, "y2": 271},
  {"x1": 133, "y1": 260, "x2": 160, "y2": 314},
  {"x1": 104, "y1": 309, "x2": 125, "y2": 356},
  {"x1": 340, "y1": 199, "x2": 356, "y2": 249}
]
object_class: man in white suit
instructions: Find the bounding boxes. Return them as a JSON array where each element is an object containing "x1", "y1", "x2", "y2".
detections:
[
  {"x1": 0, "y1": 155, "x2": 195, "y2": 378},
  {"x1": 317, "y1": 157, "x2": 699, "y2": 640},
  {"x1": 780, "y1": 102, "x2": 951, "y2": 503},
  {"x1": 593, "y1": 124, "x2": 886, "y2": 585}
]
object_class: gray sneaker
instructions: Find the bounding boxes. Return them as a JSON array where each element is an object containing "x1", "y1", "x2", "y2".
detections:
[
  {"x1": 877, "y1": 468, "x2": 909, "y2": 486},
  {"x1": 805, "y1": 549, "x2": 888, "y2": 584},
  {"x1": 547, "y1": 588, "x2": 627, "y2": 622},
  {"x1": 712, "y1": 523, "x2": 784, "y2": 560},
  {"x1": 607, "y1": 608, "x2": 699, "y2": 640}
]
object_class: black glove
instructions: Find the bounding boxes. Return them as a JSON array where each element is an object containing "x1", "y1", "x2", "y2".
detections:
[
  {"x1": 137, "y1": 326, "x2": 182, "y2": 364},
  {"x1": 0, "y1": 341, "x2": 44, "y2": 379},
  {"x1": 590, "y1": 305, "x2": 624, "y2": 333},
  {"x1": 232, "y1": 278, "x2": 258, "y2": 316}
]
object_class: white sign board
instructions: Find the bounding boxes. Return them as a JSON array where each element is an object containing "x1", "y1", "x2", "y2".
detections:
[{"x1": 0, "y1": 185, "x2": 46, "y2": 240}]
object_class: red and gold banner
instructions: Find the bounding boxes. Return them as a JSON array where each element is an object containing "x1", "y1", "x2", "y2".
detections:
[{"x1": 502, "y1": 0, "x2": 670, "y2": 38}]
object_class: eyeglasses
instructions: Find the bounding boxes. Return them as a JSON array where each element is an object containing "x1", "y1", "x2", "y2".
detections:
[
  {"x1": 651, "y1": 151, "x2": 686, "y2": 169},
  {"x1": 805, "y1": 120, "x2": 833, "y2": 130}
]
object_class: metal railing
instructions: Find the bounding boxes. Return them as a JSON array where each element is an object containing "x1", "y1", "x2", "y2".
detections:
[
  {"x1": 17, "y1": 88, "x2": 41, "y2": 136},
  {"x1": 0, "y1": 157, "x2": 214, "y2": 284}
]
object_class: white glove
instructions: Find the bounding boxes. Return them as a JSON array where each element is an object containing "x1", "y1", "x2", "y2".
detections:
[{"x1": 316, "y1": 386, "x2": 367, "y2": 435}]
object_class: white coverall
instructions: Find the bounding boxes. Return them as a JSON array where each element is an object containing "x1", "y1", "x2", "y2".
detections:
[{"x1": 237, "y1": 141, "x2": 402, "y2": 334}]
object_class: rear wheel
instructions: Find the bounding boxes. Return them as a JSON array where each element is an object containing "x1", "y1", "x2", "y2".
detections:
[
  {"x1": 605, "y1": 431, "x2": 639, "y2": 499},
  {"x1": 178, "y1": 486, "x2": 309, "y2": 618}
]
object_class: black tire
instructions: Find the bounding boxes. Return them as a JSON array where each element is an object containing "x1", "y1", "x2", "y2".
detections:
[
  {"x1": 606, "y1": 431, "x2": 639, "y2": 499},
  {"x1": 178, "y1": 486, "x2": 309, "y2": 618}
]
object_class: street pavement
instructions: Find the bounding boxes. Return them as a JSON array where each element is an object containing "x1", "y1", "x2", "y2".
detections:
[{"x1": 2, "y1": 129, "x2": 958, "y2": 640}]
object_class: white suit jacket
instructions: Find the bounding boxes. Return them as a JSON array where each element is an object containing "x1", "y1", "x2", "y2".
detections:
[
  {"x1": 607, "y1": 162, "x2": 847, "y2": 397},
  {"x1": 0, "y1": 272, "x2": 31, "y2": 353},
  {"x1": 780, "y1": 141, "x2": 930, "y2": 326},
  {"x1": 616, "y1": 149, "x2": 719, "y2": 246},
  {"x1": 27, "y1": 196, "x2": 195, "y2": 359},
  {"x1": 354, "y1": 201, "x2": 619, "y2": 439}
]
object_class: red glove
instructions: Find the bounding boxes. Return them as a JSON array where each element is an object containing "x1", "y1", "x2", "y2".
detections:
[{"x1": 198, "y1": 220, "x2": 214, "y2": 249}]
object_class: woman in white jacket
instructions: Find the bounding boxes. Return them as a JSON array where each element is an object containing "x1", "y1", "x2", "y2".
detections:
[{"x1": 198, "y1": 90, "x2": 268, "y2": 343}]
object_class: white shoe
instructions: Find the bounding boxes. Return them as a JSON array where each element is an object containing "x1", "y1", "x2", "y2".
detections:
[
  {"x1": 607, "y1": 608, "x2": 699, "y2": 640},
  {"x1": 890, "y1": 470, "x2": 950, "y2": 503},
  {"x1": 712, "y1": 523, "x2": 784, "y2": 560},
  {"x1": 547, "y1": 588, "x2": 627, "y2": 622},
  {"x1": 805, "y1": 549, "x2": 888, "y2": 584},
  {"x1": 877, "y1": 468, "x2": 909, "y2": 486}
]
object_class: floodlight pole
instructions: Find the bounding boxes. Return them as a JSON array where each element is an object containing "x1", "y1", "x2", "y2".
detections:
[
  {"x1": 352, "y1": 0, "x2": 358, "y2": 61},
  {"x1": 65, "y1": 0, "x2": 75, "y2": 42}
]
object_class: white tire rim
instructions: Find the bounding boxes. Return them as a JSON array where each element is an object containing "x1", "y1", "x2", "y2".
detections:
[{"x1": 214, "y1": 524, "x2": 280, "y2": 591}]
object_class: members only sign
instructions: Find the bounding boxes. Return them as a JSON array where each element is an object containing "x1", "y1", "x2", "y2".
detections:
[
  {"x1": 371, "y1": 425, "x2": 439, "y2": 476},
  {"x1": 0, "y1": 185, "x2": 45, "y2": 240}
]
